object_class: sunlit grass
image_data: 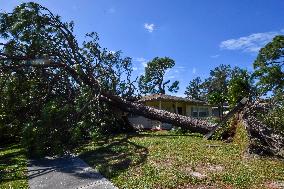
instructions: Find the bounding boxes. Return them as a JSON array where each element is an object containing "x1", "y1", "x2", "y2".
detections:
[
  {"x1": 0, "y1": 143, "x2": 28, "y2": 189},
  {"x1": 78, "y1": 124, "x2": 284, "y2": 189}
]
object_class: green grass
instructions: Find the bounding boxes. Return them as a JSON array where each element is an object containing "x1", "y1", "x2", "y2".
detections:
[
  {"x1": 77, "y1": 124, "x2": 284, "y2": 189},
  {"x1": 0, "y1": 143, "x2": 28, "y2": 189}
]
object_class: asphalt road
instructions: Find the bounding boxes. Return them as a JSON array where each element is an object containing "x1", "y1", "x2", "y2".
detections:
[{"x1": 27, "y1": 155, "x2": 117, "y2": 189}]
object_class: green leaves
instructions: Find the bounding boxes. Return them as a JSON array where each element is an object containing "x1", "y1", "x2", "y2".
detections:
[
  {"x1": 228, "y1": 69, "x2": 252, "y2": 106},
  {"x1": 253, "y1": 35, "x2": 284, "y2": 95},
  {"x1": 168, "y1": 80, "x2": 179, "y2": 93},
  {"x1": 0, "y1": 2, "x2": 138, "y2": 154},
  {"x1": 138, "y1": 57, "x2": 179, "y2": 94},
  {"x1": 184, "y1": 77, "x2": 204, "y2": 100}
]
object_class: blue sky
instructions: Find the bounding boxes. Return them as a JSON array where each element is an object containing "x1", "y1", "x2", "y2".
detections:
[{"x1": 1, "y1": 0, "x2": 284, "y2": 96}]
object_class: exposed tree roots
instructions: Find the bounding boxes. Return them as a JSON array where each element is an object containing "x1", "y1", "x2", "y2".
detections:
[{"x1": 241, "y1": 102, "x2": 284, "y2": 158}]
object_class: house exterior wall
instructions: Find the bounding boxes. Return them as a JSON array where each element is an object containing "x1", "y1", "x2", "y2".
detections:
[
  {"x1": 146, "y1": 101, "x2": 160, "y2": 108},
  {"x1": 128, "y1": 115, "x2": 172, "y2": 130},
  {"x1": 146, "y1": 101, "x2": 175, "y2": 112},
  {"x1": 129, "y1": 100, "x2": 213, "y2": 130},
  {"x1": 161, "y1": 102, "x2": 175, "y2": 113},
  {"x1": 185, "y1": 105, "x2": 212, "y2": 118}
]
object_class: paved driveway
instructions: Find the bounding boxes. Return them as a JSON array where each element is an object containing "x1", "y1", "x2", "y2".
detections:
[{"x1": 28, "y1": 155, "x2": 117, "y2": 189}]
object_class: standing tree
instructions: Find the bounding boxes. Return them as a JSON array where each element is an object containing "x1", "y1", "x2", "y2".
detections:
[
  {"x1": 203, "y1": 64, "x2": 232, "y2": 118},
  {"x1": 228, "y1": 68, "x2": 254, "y2": 106},
  {"x1": 184, "y1": 77, "x2": 205, "y2": 100},
  {"x1": 253, "y1": 35, "x2": 284, "y2": 96},
  {"x1": 138, "y1": 57, "x2": 179, "y2": 94}
]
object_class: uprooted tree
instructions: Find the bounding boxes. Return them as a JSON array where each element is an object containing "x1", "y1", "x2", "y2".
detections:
[
  {"x1": 0, "y1": 2, "x2": 213, "y2": 137},
  {"x1": 0, "y1": 2, "x2": 283, "y2": 157}
]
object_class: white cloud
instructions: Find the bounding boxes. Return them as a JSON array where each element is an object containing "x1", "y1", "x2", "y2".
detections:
[
  {"x1": 134, "y1": 57, "x2": 146, "y2": 62},
  {"x1": 210, "y1": 54, "x2": 220, "y2": 58},
  {"x1": 164, "y1": 66, "x2": 186, "y2": 80},
  {"x1": 134, "y1": 57, "x2": 148, "y2": 67},
  {"x1": 220, "y1": 30, "x2": 284, "y2": 53},
  {"x1": 132, "y1": 57, "x2": 148, "y2": 75},
  {"x1": 192, "y1": 68, "x2": 197, "y2": 74},
  {"x1": 144, "y1": 23, "x2": 155, "y2": 33}
]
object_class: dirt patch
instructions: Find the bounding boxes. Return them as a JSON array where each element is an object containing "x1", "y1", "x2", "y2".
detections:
[
  {"x1": 182, "y1": 164, "x2": 225, "y2": 180},
  {"x1": 182, "y1": 167, "x2": 207, "y2": 179},
  {"x1": 264, "y1": 181, "x2": 284, "y2": 189},
  {"x1": 195, "y1": 163, "x2": 224, "y2": 173},
  {"x1": 150, "y1": 158, "x2": 174, "y2": 168},
  {"x1": 206, "y1": 165, "x2": 224, "y2": 172},
  {"x1": 184, "y1": 164, "x2": 224, "y2": 175}
]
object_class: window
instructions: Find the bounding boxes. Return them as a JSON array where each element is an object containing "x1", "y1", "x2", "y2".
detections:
[
  {"x1": 191, "y1": 107, "x2": 198, "y2": 117},
  {"x1": 199, "y1": 107, "x2": 209, "y2": 117}
]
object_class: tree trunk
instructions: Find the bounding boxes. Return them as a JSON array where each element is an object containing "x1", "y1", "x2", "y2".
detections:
[
  {"x1": 241, "y1": 102, "x2": 284, "y2": 157},
  {"x1": 1, "y1": 61, "x2": 214, "y2": 134},
  {"x1": 100, "y1": 94, "x2": 214, "y2": 134}
]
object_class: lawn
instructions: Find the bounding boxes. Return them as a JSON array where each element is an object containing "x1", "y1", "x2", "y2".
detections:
[
  {"x1": 78, "y1": 124, "x2": 284, "y2": 189},
  {"x1": 0, "y1": 143, "x2": 28, "y2": 189}
]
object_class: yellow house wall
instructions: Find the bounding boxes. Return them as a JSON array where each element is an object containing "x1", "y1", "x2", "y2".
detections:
[
  {"x1": 186, "y1": 105, "x2": 192, "y2": 117},
  {"x1": 145, "y1": 100, "x2": 212, "y2": 118},
  {"x1": 146, "y1": 101, "x2": 160, "y2": 108},
  {"x1": 186, "y1": 104, "x2": 212, "y2": 117},
  {"x1": 174, "y1": 102, "x2": 186, "y2": 115},
  {"x1": 146, "y1": 101, "x2": 175, "y2": 113},
  {"x1": 161, "y1": 102, "x2": 175, "y2": 112}
]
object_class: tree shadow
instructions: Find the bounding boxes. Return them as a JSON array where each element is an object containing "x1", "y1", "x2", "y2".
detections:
[
  {"x1": 0, "y1": 143, "x2": 27, "y2": 183},
  {"x1": 79, "y1": 134, "x2": 148, "y2": 179},
  {"x1": 27, "y1": 132, "x2": 194, "y2": 181},
  {"x1": 27, "y1": 157, "x2": 106, "y2": 181}
]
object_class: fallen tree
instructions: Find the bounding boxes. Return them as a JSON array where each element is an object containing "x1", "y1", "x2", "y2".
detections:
[
  {"x1": 1, "y1": 3, "x2": 284, "y2": 159},
  {"x1": 0, "y1": 2, "x2": 213, "y2": 135},
  {"x1": 0, "y1": 57, "x2": 214, "y2": 134},
  {"x1": 241, "y1": 101, "x2": 284, "y2": 157}
]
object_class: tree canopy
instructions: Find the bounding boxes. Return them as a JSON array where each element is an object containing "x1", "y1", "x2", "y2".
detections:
[
  {"x1": 253, "y1": 35, "x2": 284, "y2": 95},
  {"x1": 184, "y1": 77, "x2": 205, "y2": 100},
  {"x1": 228, "y1": 68, "x2": 253, "y2": 106},
  {"x1": 185, "y1": 65, "x2": 254, "y2": 117},
  {"x1": 0, "y1": 2, "x2": 139, "y2": 153},
  {"x1": 138, "y1": 57, "x2": 179, "y2": 95}
]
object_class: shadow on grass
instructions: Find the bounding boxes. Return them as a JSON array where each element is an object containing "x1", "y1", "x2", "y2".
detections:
[
  {"x1": 0, "y1": 143, "x2": 27, "y2": 183},
  {"x1": 79, "y1": 134, "x2": 148, "y2": 179}
]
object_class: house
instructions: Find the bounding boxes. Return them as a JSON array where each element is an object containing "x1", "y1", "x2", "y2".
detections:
[{"x1": 128, "y1": 94, "x2": 213, "y2": 130}]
